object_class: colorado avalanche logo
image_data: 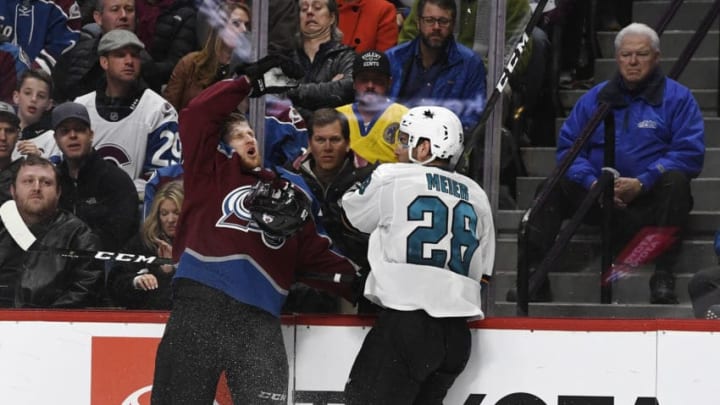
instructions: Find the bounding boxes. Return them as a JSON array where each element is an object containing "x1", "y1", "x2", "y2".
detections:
[
  {"x1": 216, "y1": 186, "x2": 286, "y2": 248},
  {"x1": 96, "y1": 143, "x2": 132, "y2": 167},
  {"x1": 216, "y1": 185, "x2": 255, "y2": 231}
]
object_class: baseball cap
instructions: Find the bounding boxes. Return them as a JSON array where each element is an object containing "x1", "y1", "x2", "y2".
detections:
[
  {"x1": 52, "y1": 102, "x2": 92, "y2": 129},
  {"x1": 98, "y1": 29, "x2": 145, "y2": 55},
  {"x1": 0, "y1": 102, "x2": 19, "y2": 128},
  {"x1": 353, "y1": 50, "x2": 391, "y2": 78}
]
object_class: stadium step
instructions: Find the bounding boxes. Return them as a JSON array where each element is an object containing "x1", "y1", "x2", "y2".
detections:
[
  {"x1": 490, "y1": 300, "x2": 694, "y2": 318},
  {"x1": 495, "y1": 234, "x2": 716, "y2": 274},
  {"x1": 496, "y1": 209, "x2": 720, "y2": 236},
  {"x1": 559, "y1": 89, "x2": 718, "y2": 115},
  {"x1": 632, "y1": 0, "x2": 718, "y2": 32},
  {"x1": 516, "y1": 176, "x2": 720, "y2": 212},
  {"x1": 521, "y1": 147, "x2": 720, "y2": 178},
  {"x1": 491, "y1": 270, "x2": 695, "y2": 304}
]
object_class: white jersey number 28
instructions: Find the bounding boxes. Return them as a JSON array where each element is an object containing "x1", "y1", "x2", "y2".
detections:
[{"x1": 406, "y1": 196, "x2": 479, "y2": 276}]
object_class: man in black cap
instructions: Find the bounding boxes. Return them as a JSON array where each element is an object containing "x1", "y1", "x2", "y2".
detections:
[
  {"x1": 53, "y1": 101, "x2": 139, "y2": 254},
  {"x1": 336, "y1": 50, "x2": 408, "y2": 165},
  {"x1": 0, "y1": 101, "x2": 24, "y2": 205}
]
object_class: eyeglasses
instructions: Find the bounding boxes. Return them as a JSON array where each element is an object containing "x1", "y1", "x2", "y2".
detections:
[{"x1": 419, "y1": 16, "x2": 452, "y2": 27}]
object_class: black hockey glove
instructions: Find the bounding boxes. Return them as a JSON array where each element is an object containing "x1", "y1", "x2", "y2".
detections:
[
  {"x1": 246, "y1": 176, "x2": 311, "y2": 238},
  {"x1": 236, "y1": 54, "x2": 305, "y2": 97}
]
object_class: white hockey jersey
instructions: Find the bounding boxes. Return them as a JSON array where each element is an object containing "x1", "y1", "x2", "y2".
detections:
[
  {"x1": 342, "y1": 163, "x2": 495, "y2": 318},
  {"x1": 75, "y1": 89, "x2": 181, "y2": 192},
  {"x1": 12, "y1": 129, "x2": 60, "y2": 162}
]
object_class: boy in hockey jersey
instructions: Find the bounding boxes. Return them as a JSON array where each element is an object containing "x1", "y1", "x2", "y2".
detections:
[
  {"x1": 150, "y1": 56, "x2": 357, "y2": 404},
  {"x1": 12, "y1": 69, "x2": 58, "y2": 161},
  {"x1": 74, "y1": 29, "x2": 180, "y2": 194},
  {"x1": 342, "y1": 106, "x2": 495, "y2": 404}
]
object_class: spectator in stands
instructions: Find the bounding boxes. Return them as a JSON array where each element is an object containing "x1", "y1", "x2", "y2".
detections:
[
  {"x1": 0, "y1": 155, "x2": 103, "y2": 308},
  {"x1": 52, "y1": 0, "x2": 150, "y2": 103},
  {"x1": 385, "y1": 0, "x2": 486, "y2": 130},
  {"x1": 399, "y1": 0, "x2": 555, "y2": 145},
  {"x1": 108, "y1": 180, "x2": 182, "y2": 309},
  {"x1": 0, "y1": 35, "x2": 30, "y2": 104},
  {"x1": 513, "y1": 23, "x2": 704, "y2": 304},
  {"x1": 0, "y1": 0, "x2": 80, "y2": 72},
  {"x1": 337, "y1": 0, "x2": 398, "y2": 53},
  {"x1": 53, "y1": 102, "x2": 139, "y2": 252},
  {"x1": 287, "y1": 107, "x2": 376, "y2": 313},
  {"x1": 134, "y1": 0, "x2": 199, "y2": 92},
  {"x1": 337, "y1": 50, "x2": 408, "y2": 165},
  {"x1": 12, "y1": 69, "x2": 59, "y2": 161},
  {"x1": 163, "y1": 2, "x2": 250, "y2": 110},
  {"x1": 287, "y1": 0, "x2": 356, "y2": 122},
  {"x1": 196, "y1": 0, "x2": 300, "y2": 55},
  {"x1": 74, "y1": 29, "x2": 181, "y2": 194},
  {"x1": 0, "y1": 102, "x2": 23, "y2": 205},
  {"x1": 398, "y1": 0, "x2": 529, "y2": 56}
]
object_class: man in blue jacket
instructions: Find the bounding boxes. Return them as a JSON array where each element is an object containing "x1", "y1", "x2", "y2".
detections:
[
  {"x1": 385, "y1": 0, "x2": 486, "y2": 130},
  {"x1": 515, "y1": 23, "x2": 704, "y2": 304}
]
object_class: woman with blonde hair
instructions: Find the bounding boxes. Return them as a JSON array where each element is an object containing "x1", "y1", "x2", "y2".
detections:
[
  {"x1": 163, "y1": 2, "x2": 250, "y2": 110},
  {"x1": 108, "y1": 181, "x2": 184, "y2": 309}
]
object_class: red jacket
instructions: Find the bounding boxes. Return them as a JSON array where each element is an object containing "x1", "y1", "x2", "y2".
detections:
[{"x1": 338, "y1": 0, "x2": 398, "y2": 52}]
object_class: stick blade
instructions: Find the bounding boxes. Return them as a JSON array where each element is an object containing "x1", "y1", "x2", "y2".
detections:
[{"x1": 0, "y1": 201, "x2": 37, "y2": 251}]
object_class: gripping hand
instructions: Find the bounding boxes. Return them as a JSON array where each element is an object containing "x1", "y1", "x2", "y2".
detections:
[{"x1": 237, "y1": 54, "x2": 305, "y2": 97}]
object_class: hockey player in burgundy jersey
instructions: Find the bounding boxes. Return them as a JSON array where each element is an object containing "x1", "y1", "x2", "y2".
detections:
[
  {"x1": 150, "y1": 57, "x2": 357, "y2": 405},
  {"x1": 342, "y1": 106, "x2": 496, "y2": 404}
]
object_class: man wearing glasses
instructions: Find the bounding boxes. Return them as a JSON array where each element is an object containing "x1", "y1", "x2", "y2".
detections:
[{"x1": 385, "y1": 0, "x2": 486, "y2": 130}]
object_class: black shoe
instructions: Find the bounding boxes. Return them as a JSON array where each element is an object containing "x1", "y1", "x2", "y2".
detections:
[
  {"x1": 506, "y1": 276, "x2": 553, "y2": 303},
  {"x1": 650, "y1": 273, "x2": 678, "y2": 305}
]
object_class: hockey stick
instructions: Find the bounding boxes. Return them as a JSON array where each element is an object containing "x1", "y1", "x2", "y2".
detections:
[
  {"x1": 453, "y1": 0, "x2": 549, "y2": 172},
  {"x1": 0, "y1": 201, "x2": 355, "y2": 283}
]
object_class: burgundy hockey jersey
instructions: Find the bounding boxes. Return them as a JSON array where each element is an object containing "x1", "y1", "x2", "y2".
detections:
[{"x1": 173, "y1": 77, "x2": 356, "y2": 316}]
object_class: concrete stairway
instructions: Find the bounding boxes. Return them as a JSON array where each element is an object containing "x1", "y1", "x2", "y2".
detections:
[{"x1": 490, "y1": 0, "x2": 719, "y2": 319}]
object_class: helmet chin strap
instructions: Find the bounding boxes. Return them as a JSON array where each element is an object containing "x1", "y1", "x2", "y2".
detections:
[{"x1": 408, "y1": 147, "x2": 436, "y2": 165}]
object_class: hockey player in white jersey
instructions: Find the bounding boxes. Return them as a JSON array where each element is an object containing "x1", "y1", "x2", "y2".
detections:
[{"x1": 342, "y1": 106, "x2": 495, "y2": 404}]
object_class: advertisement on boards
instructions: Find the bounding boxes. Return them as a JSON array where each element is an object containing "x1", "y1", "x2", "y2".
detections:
[{"x1": 0, "y1": 315, "x2": 719, "y2": 404}]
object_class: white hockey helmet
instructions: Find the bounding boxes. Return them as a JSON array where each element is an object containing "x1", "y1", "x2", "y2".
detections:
[{"x1": 399, "y1": 106, "x2": 464, "y2": 166}]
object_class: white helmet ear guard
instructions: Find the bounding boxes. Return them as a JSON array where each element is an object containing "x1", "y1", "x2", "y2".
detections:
[{"x1": 398, "y1": 106, "x2": 464, "y2": 166}]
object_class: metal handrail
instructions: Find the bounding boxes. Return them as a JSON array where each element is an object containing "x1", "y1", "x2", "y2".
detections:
[{"x1": 514, "y1": 0, "x2": 720, "y2": 316}]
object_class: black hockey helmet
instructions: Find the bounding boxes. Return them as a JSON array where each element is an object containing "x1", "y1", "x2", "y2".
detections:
[{"x1": 246, "y1": 177, "x2": 311, "y2": 238}]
